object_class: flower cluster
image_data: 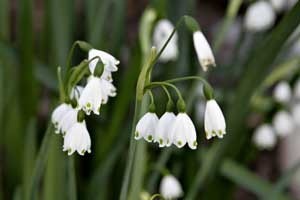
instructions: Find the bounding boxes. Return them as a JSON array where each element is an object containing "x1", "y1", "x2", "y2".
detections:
[
  {"x1": 51, "y1": 45, "x2": 119, "y2": 156},
  {"x1": 134, "y1": 98, "x2": 226, "y2": 150},
  {"x1": 253, "y1": 80, "x2": 300, "y2": 150}
]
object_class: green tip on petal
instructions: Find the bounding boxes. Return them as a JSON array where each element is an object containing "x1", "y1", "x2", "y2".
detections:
[
  {"x1": 135, "y1": 131, "x2": 139, "y2": 138},
  {"x1": 184, "y1": 15, "x2": 200, "y2": 32},
  {"x1": 147, "y1": 135, "x2": 153, "y2": 141}
]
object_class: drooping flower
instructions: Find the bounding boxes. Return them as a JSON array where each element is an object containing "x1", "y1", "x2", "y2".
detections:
[
  {"x1": 270, "y1": 0, "x2": 286, "y2": 12},
  {"x1": 204, "y1": 99, "x2": 226, "y2": 140},
  {"x1": 160, "y1": 175, "x2": 183, "y2": 200},
  {"x1": 272, "y1": 110, "x2": 295, "y2": 137},
  {"x1": 78, "y1": 76, "x2": 103, "y2": 115},
  {"x1": 135, "y1": 112, "x2": 159, "y2": 142},
  {"x1": 292, "y1": 104, "x2": 300, "y2": 127},
  {"x1": 193, "y1": 31, "x2": 216, "y2": 71},
  {"x1": 273, "y1": 81, "x2": 292, "y2": 104},
  {"x1": 154, "y1": 112, "x2": 176, "y2": 147},
  {"x1": 153, "y1": 19, "x2": 178, "y2": 62},
  {"x1": 57, "y1": 107, "x2": 78, "y2": 136},
  {"x1": 252, "y1": 124, "x2": 277, "y2": 150},
  {"x1": 100, "y1": 78, "x2": 117, "y2": 104},
  {"x1": 244, "y1": 1, "x2": 275, "y2": 32},
  {"x1": 169, "y1": 113, "x2": 197, "y2": 149},
  {"x1": 51, "y1": 103, "x2": 72, "y2": 133},
  {"x1": 63, "y1": 120, "x2": 91, "y2": 156},
  {"x1": 88, "y1": 48, "x2": 119, "y2": 74}
]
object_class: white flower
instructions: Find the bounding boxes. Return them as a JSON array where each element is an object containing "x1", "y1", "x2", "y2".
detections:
[
  {"x1": 252, "y1": 124, "x2": 277, "y2": 150},
  {"x1": 272, "y1": 110, "x2": 295, "y2": 137},
  {"x1": 273, "y1": 81, "x2": 292, "y2": 104},
  {"x1": 51, "y1": 103, "x2": 72, "y2": 132},
  {"x1": 135, "y1": 112, "x2": 159, "y2": 142},
  {"x1": 153, "y1": 19, "x2": 178, "y2": 62},
  {"x1": 193, "y1": 31, "x2": 216, "y2": 71},
  {"x1": 70, "y1": 85, "x2": 84, "y2": 100},
  {"x1": 88, "y1": 48, "x2": 119, "y2": 74},
  {"x1": 100, "y1": 79, "x2": 117, "y2": 104},
  {"x1": 154, "y1": 112, "x2": 176, "y2": 147},
  {"x1": 63, "y1": 121, "x2": 91, "y2": 156},
  {"x1": 293, "y1": 79, "x2": 300, "y2": 100},
  {"x1": 169, "y1": 113, "x2": 197, "y2": 149},
  {"x1": 204, "y1": 99, "x2": 226, "y2": 140},
  {"x1": 160, "y1": 175, "x2": 183, "y2": 200},
  {"x1": 78, "y1": 76, "x2": 103, "y2": 115},
  {"x1": 292, "y1": 104, "x2": 300, "y2": 127},
  {"x1": 244, "y1": 1, "x2": 275, "y2": 32},
  {"x1": 270, "y1": 0, "x2": 286, "y2": 12},
  {"x1": 57, "y1": 108, "x2": 78, "y2": 136}
]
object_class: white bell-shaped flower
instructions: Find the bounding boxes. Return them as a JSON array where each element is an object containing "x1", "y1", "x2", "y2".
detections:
[
  {"x1": 57, "y1": 108, "x2": 78, "y2": 136},
  {"x1": 292, "y1": 104, "x2": 300, "y2": 127},
  {"x1": 51, "y1": 103, "x2": 72, "y2": 133},
  {"x1": 154, "y1": 112, "x2": 176, "y2": 147},
  {"x1": 88, "y1": 48, "x2": 119, "y2": 74},
  {"x1": 100, "y1": 79, "x2": 117, "y2": 104},
  {"x1": 78, "y1": 76, "x2": 103, "y2": 115},
  {"x1": 270, "y1": 0, "x2": 286, "y2": 12},
  {"x1": 135, "y1": 112, "x2": 159, "y2": 142},
  {"x1": 169, "y1": 113, "x2": 197, "y2": 149},
  {"x1": 273, "y1": 81, "x2": 292, "y2": 104},
  {"x1": 193, "y1": 31, "x2": 216, "y2": 71},
  {"x1": 153, "y1": 19, "x2": 178, "y2": 62},
  {"x1": 293, "y1": 79, "x2": 300, "y2": 100},
  {"x1": 204, "y1": 99, "x2": 226, "y2": 140},
  {"x1": 244, "y1": 1, "x2": 275, "y2": 32},
  {"x1": 63, "y1": 120, "x2": 91, "y2": 156},
  {"x1": 160, "y1": 175, "x2": 183, "y2": 200},
  {"x1": 252, "y1": 124, "x2": 277, "y2": 150},
  {"x1": 272, "y1": 110, "x2": 295, "y2": 137}
]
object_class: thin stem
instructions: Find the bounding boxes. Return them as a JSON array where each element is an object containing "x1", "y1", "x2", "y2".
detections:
[
  {"x1": 119, "y1": 98, "x2": 142, "y2": 200},
  {"x1": 162, "y1": 85, "x2": 172, "y2": 101},
  {"x1": 165, "y1": 76, "x2": 211, "y2": 88},
  {"x1": 148, "y1": 90, "x2": 155, "y2": 105},
  {"x1": 150, "y1": 194, "x2": 165, "y2": 200},
  {"x1": 67, "y1": 156, "x2": 77, "y2": 200},
  {"x1": 145, "y1": 82, "x2": 183, "y2": 101},
  {"x1": 66, "y1": 41, "x2": 80, "y2": 74},
  {"x1": 28, "y1": 122, "x2": 53, "y2": 200}
]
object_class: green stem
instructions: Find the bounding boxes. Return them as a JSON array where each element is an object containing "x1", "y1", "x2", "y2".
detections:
[
  {"x1": 148, "y1": 90, "x2": 155, "y2": 105},
  {"x1": 150, "y1": 194, "x2": 165, "y2": 200},
  {"x1": 145, "y1": 82, "x2": 183, "y2": 101},
  {"x1": 66, "y1": 41, "x2": 82, "y2": 73},
  {"x1": 29, "y1": 122, "x2": 53, "y2": 200},
  {"x1": 119, "y1": 98, "x2": 142, "y2": 200},
  {"x1": 165, "y1": 76, "x2": 211, "y2": 88},
  {"x1": 67, "y1": 156, "x2": 77, "y2": 200}
]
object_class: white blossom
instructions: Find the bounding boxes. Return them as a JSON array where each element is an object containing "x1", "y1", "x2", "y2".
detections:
[
  {"x1": 292, "y1": 104, "x2": 300, "y2": 127},
  {"x1": 169, "y1": 113, "x2": 197, "y2": 149},
  {"x1": 244, "y1": 1, "x2": 276, "y2": 32},
  {"x1": 253, "y1": 124, "x2": 277, "y2": 150},
  {"x1": 270, "y1": 0, "x2": 287, "y2": 12},
  {"x1": 51, "y1": 103, "x2": 72, "y2": 133},
  {"x1": 204, "y1": 99, "x2": 226, "y2": 140},
  {"x1": 135, "y1": 112, "x2": 159, "y2": 142},
  {"x1": 153, "y1": 19, "x2": 178, "y2": 62},
  {"x1": 100, "y1": 78, "x2": 117, "y2": 104},
  {"x1": 193, "y1": 31, "x2": 216, "y2": 71},
  {"x1": 272, "y1": 110, "x2": 295, "y2": 137},
  {"x1": 160, "y1": 175, "x2": 183, "y2": 200},
  {"x1": 78, "y1": 76, "x2": 103, "y2": 115},
  {"x1": 63, "y1": 121, "x2": 91, "y2": 156},
  {"x1": 57, "y1": 108, "x2": 78, "y2": 136},
  {"x1": 154, "y1": 112, "x2": 176, "y2": 147},
  {"x1": 273, "y1": 81, "x2": 292, "y2": 104},
  {"x1": 88, "y1": 48, "x2": 119, "y2": 74}
]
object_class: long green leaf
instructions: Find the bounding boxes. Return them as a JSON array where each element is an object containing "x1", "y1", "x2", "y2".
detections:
[{"x1": 0, "y1": 0, "x2": 9, "y2": 41}]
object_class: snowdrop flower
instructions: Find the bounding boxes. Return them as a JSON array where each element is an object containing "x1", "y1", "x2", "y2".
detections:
[
  {"x1": 244, "y1": 1, "x2": 275, "y2": 32},
  {"x1": 273, "y1": 81, "x2": 292, "y2": 104},
  {"x1": 204, "y1": 99, "x2": 226, "y2": 140},
  {"x1": 88, "y1": 48, "x2": 119, "y2": 75},
  {"x1": 170, "y1": 113, "x2": 197, "y2": 149},
  {"x1": 270, "y1": 0, "x2": 286, "y2": 12},
  {"x1": 57, "y1": 108, "x2": 78, "y2": 136},
  {"x1": 153, "y1": 19, "x2": 178, "y2": 62},
  {"x1": 135, "y1": 112, "x2": 159, "y2": 142},
  {"x1": 253, "y1": 124, "x2": 277, "y2": 150},
  {"x1": 292, "y1": 104, "x2": 300, "y2": 127},
  {"x1": 293, "y1": 79, "x2": 300, "y2": 99},
  {"x1": 63, "y1": 120, "x2": 91, "y2": 156},
  {"x1": 193, "y1": 31, "x2": 216, "y2": 71},
  {"x1": 100, "y1": 79, "x2": 117, "y2": 104},
  {"x1": 78, "y1": 76, "x2": 103, "y2": 115},
  {"x1": 51, "y1": 103, "x2": 72, "y2": 132},
  {"x1": 160, "y1": 175, "x2": 183, "y2": 200},
  {"x1": 272, "y1": 111, "x2": 295, "y2": 137},
  {"x1": 154, "y1": 112, "x2": 176, "y2": 147}
]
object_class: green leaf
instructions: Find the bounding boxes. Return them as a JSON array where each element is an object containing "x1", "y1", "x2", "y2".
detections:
[{"x1": 0, "y1": 0, "x2": 9, "y2": 41}]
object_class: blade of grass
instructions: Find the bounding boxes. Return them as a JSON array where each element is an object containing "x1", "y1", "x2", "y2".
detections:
[
  {"x1": 0, "y1": 0, "x2": 9, "y2": 41},
  {"x1": 186, "y1": 2, "x2": 300, "y2": 199}
]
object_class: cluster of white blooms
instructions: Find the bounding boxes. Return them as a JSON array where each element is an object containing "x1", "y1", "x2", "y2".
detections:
[
  {"x1": 253, "y1": 80, "x2": 300, "y2": 150},
  {"x1": 135, "y1": 99, "x2": 226, "y2": 149},
  {"x1": 159, "y1": 175, "x2": 183, "y2": 199},
  {"x1": 51, "y1": 48, "x2": 119, "y2": 156}
]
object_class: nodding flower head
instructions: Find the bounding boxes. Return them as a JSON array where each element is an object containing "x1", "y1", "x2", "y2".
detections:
[
  {"x1": 51, "y1": 103, "x2": 72, "y2": 132},
  {"x1": 88, "y1": 49, "x2": 119, "y2": 75},
  {"x1": 273, "y1": 81, "x2": 292, "y2": 104},
  {"x1": 154, "y1": 112, "x2": 176, "y2": 147},
  {"x1": 134, "y1": 112, "x2": 159, "y2": 142},
  {"x1": 253, "y1": 124, "x2": 277, "y2": 150},
  {"x1": 160, "y1": 175, "x2": 183, "y2": 200}
]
